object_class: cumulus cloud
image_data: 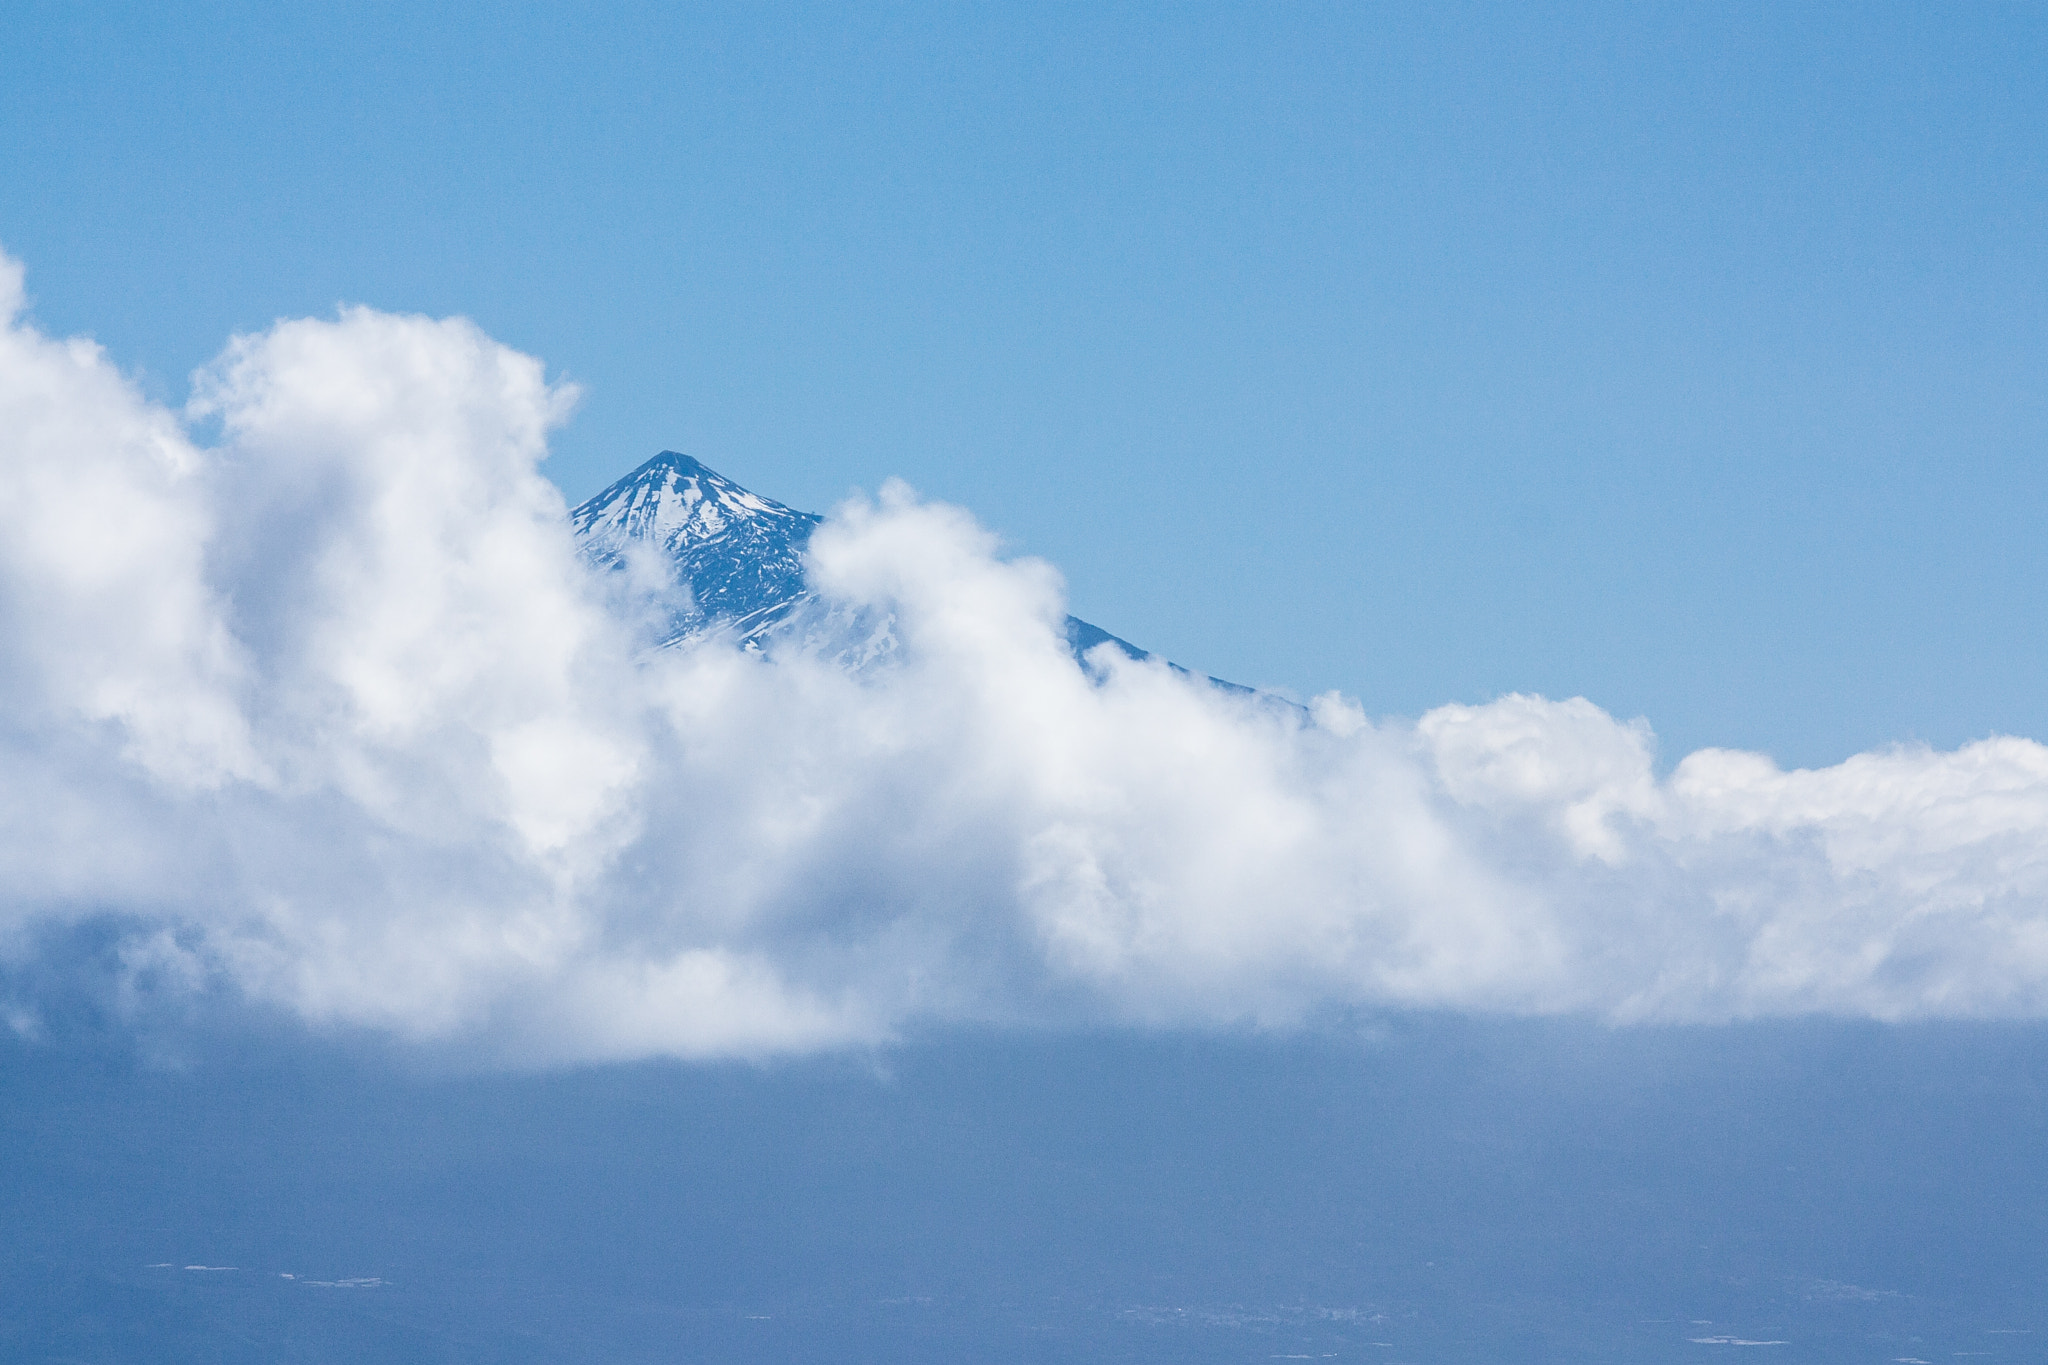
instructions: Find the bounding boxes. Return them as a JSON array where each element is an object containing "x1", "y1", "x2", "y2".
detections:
[{"x1": 4, "y1": 250, "x2": 2048, "y2": 1060}]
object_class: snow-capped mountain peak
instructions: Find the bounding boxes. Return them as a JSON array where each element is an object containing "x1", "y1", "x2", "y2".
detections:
[
  {"x1": 572, "y1": 452, "x2": 820, "y2": 643},
  {"x1": 571, "y1": 451, "x2": 814, "y2": 557},
  {"x1": 571, "y1": 451, "x2": 1173, "y2": 676}
]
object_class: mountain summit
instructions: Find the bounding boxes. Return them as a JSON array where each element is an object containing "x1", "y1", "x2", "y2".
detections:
[
  {"x1": 571, "y1": 452, "x2": 822, "y2": 646},
  {"x1": 571, "y1": 451, "x2": 1162, "y2": 669}
]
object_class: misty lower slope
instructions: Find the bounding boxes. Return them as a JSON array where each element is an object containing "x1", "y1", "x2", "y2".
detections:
[{"x1": 4, "y1": 1019, "x2": 2044, "y2": 1365}]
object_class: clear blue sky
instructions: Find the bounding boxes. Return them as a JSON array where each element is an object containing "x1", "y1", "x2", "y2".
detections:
[{"x1": 5, "y1": 1, "x2": 2044, "y2": 768}]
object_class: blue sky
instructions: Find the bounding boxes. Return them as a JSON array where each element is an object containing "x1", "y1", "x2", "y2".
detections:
[{"x1": 6, "y1": 2, "x2": 2046, "y2": 768}]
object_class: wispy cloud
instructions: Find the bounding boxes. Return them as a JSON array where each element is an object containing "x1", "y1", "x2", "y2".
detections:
[{"x1": 4, "y1": 249, "x2": 2048, "y2": 1061}]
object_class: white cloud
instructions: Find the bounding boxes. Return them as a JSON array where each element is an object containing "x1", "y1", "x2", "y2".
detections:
[
  {"x1": 5, "y1": 247, "x2": 2048, "y2": 1059},
  {"x1": 0, "y1": 255, "x2": 256, "y2": 788}
]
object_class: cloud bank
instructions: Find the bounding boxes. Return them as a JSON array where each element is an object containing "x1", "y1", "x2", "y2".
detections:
[{"x1": 4, "y1": 251, "x2": 2048, "y2": 1060}]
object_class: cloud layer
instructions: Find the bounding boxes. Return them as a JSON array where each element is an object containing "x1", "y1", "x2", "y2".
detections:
[{"x1": 5, "y1": 252, "x2": 2048, "y2": 1060}]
